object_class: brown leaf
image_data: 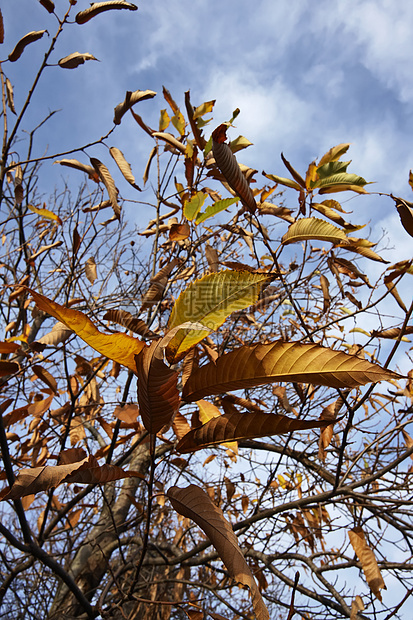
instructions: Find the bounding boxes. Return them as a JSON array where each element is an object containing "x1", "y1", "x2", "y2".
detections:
[
  {"x1": 167, "y1": 485, "x2": 269, "y2": 620},
  {"x1": 37, "y1": 321, "x2": 73, "y2": 347},
  {"x1": 135, "y1": 340, "x2": 180, "y2": 434},
  {"x1": 113, "y1": 404, "x2": 140, "y2": 424},
  {"x1": 141, "y1": 257, "x2": 179, "y2": 310},
  {"x1": 54, "y1": 158, "x2": 99, "y2": 182},
  {"x1": 143, "y1": 146, "x2": 157, "y2": 185},
  {"x1": 212, "y1": 124, "x2": 257, "y2": 214},
  {"x1": 177, "y1": 411, "x2": 330, "y2": 453},
  {"x1": 90, "y1": 158, "x2": 120, "y2": 218},
  {"x1": 0, "y1": 454, "x2": 144, "y2": 500},
  {"x1": 103, "y1": 309, "x2": 156, "y2": 339},
  {"x1": 182, "y1": 341, "x2": 399, "y2": 403},
  {"x1": 5, "y1": 78, "x2": 16, "y2": 115},
  {"x1": 113, "y1": 89, "x2": 156, "y2": 125},
  {"x1": 85, "y1": 257, "x2": 97, "y2": 285},
  {"x1": 8, "y1": 30, "x2": 46, "y2": 62},
  {"x1": 109, "y1": 147, "x2": 141, "y2": 190},
  {"x1": 39, "y1": 0, "x2": 55, "y2": 13},
  {"x1": 0, "y1": 361, "x2": 19, "y2": 376},
  {"x1": 0, "y1": 9, "x2": 4, "y2": 44},
  {"x1": 32, "y1": 365, "x2": 57, "y2": 393},
  {"x1": 76, "y1": 1, "x2": 137, "y2": 25},
  {"x1": 58, "y1": 52, "x2": 99, "y2": 69},
  {"x1": 205, "y1": 243, "x2": 219, "y2": 272},
  {"x1": 348, "y1": 527, "x2": 386, "y2": 601},
  {"x1": 393, "y1": 196, "x2": 413, "y2": 238},
  {"x1": 153, "y1": 132, "x2": 186, "y2": 154}
]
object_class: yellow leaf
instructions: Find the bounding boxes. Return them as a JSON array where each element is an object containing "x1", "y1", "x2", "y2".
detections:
[
  {"x1": 318, "y1": 143, "x2": 350, "y2": 166},
  {"x1": 28, "y1": 204, "x2": 62, "y2": 224},
  {"x1": 166, "y1": 270, "x2": 275, "y2": 362},
  {"x1": 159, "y1": 109, "x2": 170, "y2": 131},
  {"x1": 348, "y1": 527, "x2": 386, "y2": 601},
  {"x1": 28, "y1": 289, "x2": 144, "y2": 372},
  {"x1": 282, "y1": 218, "x2": 349, "y2": 246}
]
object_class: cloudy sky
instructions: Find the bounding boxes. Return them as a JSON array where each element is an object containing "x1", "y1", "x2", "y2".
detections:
[{"x1": 3, "y1": 0, "x2": 413, "y2": 260}]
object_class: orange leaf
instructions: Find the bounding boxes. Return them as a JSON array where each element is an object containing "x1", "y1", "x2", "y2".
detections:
[
  {"x1": 28, "y1": 289, "x2": 144, "y2": 372},
  {"x1": 348, "y1": 527, "x2": 386, "y2": 601}
]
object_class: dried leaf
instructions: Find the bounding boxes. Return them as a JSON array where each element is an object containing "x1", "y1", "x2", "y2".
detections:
[
  {"x1": 113, "y1": 403, "x2": 140, "y2": 424},
  {"x1": 205, "y1": 244, "x2": 219, "y2": 272},
  {"x1": 109, "y1": 147, "x2": 141, "y2": 190},
  {"x1": 177, "y1": 411, "x2": 330, "y2": 453},
  {"x1": 135, "y1": 340, "x2": 180, "y2": 434},
  {"x1": 212, "y1": 124, "x2": 257, "y2": 214},
  {"x1": 85, "y1": 257, "x2": 97, "y2": 285},
  {"x1": 113, "y1": 89, "x2": 156, "y2": 125},
  {"x1": 0, "y1": 453, "x2": 143, "y2": 500},
  {"x1": 5, "y1": 78, "x2": 16, "y2": 115},
  {"x1": 0, "y1": 9, "x2": 4, "y2": 44},
  {"x1": 27, "y1": 204, "x2": 61, "y2": 224},
  {"x1": 143, "y1": 146, "x2": 157, "y2": 185},
  {"x1": 393, "y1": 196, "x2": 413, "y2": 238},
  {"x1": 39, "y1": 0, "x2": 55, "y2": 13},
  {"x1": 29, "y1": 289, "x2": 145, "y2": 372},
  {"x1": 90, "y1": 158, "x2": 120, "y2": 218},
  {"x1": 318, "y1": 144, "x2": 350, "y2": 166},
  {"x1": 320, "y1": 274, "x2": 330, "y2": 313},
  {"x1": 58, "y1": 52, "x2": 99, "y2": 69},
  {"x1": 8, "y1": 30, "x2": 46, "y2": 62},
  {"x1": 103, "y1": 309, "x2": 156, "y2": 338},
  {"x1": 54, "y1": 159, "x2": 99, "y2": 182},
  {"x1": 182, "y1": 341, "x2": 399, "y2": 402},
  {"x1": 348, "y1": 527, "x2": 386, "y2": 601},
  {"x1": 167, "y1": 485, "x2": 269, "y2": 620},
  {"x1": 0, "y1": 361, "x2": 19, "y2": 377},
  {"x1": 32, "y1": 365, "x2": 57, "y2": 393},
  {"x1": 37, "y1": 321, "x2": 73, "y2": 347},
  {"x1": 153, "y1": 131, "x2": 186, "y2": 154},
  {"x1": 76, "y1": 1, "x2": 137, "y2": 25},
  {"x1": 141, "y1": 258, "x2": 179, "y2": 310}
]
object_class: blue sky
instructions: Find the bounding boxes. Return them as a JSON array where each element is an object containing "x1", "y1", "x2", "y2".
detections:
[{"x1": 3, "y1": 0, "x2": 413, "y2": 259}]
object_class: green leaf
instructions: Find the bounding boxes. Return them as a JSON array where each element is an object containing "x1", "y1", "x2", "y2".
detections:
[
  {"x1": 184, "y1": 191, "x2": 207, "y2": 221},
  {"x1": 281, "y1": 217, "x2": 349, "y2": 245},
  {"x1": 311, "y1": 173, "x2": 368, "y2": 191},
  {"x1": 195, "y1": 197, "x2": 239, "y2": 225},
  {"x1": 263, "y1": 172, "x2": 302, "y2": 191},
  {"x1": 316, "y1": 160, "x2": 351, "y2": 179},
  {"x1": 229, "y1": 135, "x2": 253, "y2": 153},
  {"x1": 166, "y1": 270, "x2": 275, "y2": 362}
]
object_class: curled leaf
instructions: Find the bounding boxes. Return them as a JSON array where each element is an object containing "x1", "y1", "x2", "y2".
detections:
[
  {"x1": 113, "y1": 89, "x2": 156, "y2": 125},
  {"x1": 85, "y1": 257, "x2": 97, "y2": 284},
  {"x1": 153, "y1": 131, "x2": 186, "y2": 154},
  {"x1": 282, "y1": 218, "x2": 349, "y2": 246},
  {"x1": 39, "y1": 0, "x2": 55, "y2": 13},
  {"x1": 109, "y1": 147, "x2": 141, "y2": 190},
  {"x1": 76, "y1": 1, "x2": 137, "y2": 25},
  {"x1": 58, "y1": 52, "x2": 99, "y2": 69},
  {"x1": 348, "y1": 527, "x2": 386, "y2": 601},
  {"x1": 393, "y1": 196, "x2": 413, "y2": 239},
  {"x1": 54, "y1": 158, "x2": 99, "y2": 182},
  {"x1": 8, "y1": 30, "x2": 46, "y2": 62},
  {"x1": 90, "y1": 158, "x2": 120, "y2": 218},
  {"x1": 5, "y1": 78, "x2": 16, "y2": 115},
  {"x1": 212, "y1": 124, "x2": 257, "y2": 213}
]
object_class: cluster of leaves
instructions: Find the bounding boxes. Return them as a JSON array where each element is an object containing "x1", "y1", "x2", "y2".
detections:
[{"x1": 1, "y1": 3, "x2": 413, "y2": 620}]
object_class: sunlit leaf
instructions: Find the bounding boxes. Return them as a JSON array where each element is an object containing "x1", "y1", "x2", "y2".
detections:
[
  {"x1": 103, "y1": 309, "x2": 156, "y2": 338},
  {"x1": 27, "y1": 204, "x2": 61, "y2": 224},
  {"x1": 311, "y1": 173, "x2": 368, "y2": 191},
  {"x1": 348, "y1": 528, "x2": 386, "y2": 601},
  {"x1": 8, "y1": 30, "x2": 46, "y2": 62},
  {"x1": 311, "y1": 203, "x2": 360, "y2": 231},
  {"x1": 109, "y1": 147, "x2": 141, "y2": 190},
  {"x1": 318, "y1": 143, "x2": 350, "y2": 166},
  {"x1": 5, "y1": 78, "x2": 16, "y2": 115},
  {"x1": 280, "y1": 153, "x2": 306, "y2": 187},
  {"x1": 53, "y1": 158, "x2": 99, "y2": 182},
  {"x1": 177, "y1": 411, "x2": 331, "y2": 453},
  {"x1": 58, "y1": 52, "x2": 99, "y2": 69},
  {"x1": 171, "y1": 110, "x2": 186, "y2": 136},
  {"x1": 229, "y1": 135, "x2": 253, "y2": 153},
  {"x1": 193, "y1": 100, "x2": 215, "y2": 120},
  {"x1": 184, "y1": 191, "x2": 207, "y2": 221},
  {"x1": 282, "y1": 218, "x2": 349, "y2": 245},
  {"x1": 195, "y1": 197, "x2": 238, "y2": 225},
  {"x1": 262, "y1": 172, "x2": 302, "y2": 191},
  {"x1": 182, "y1": 341, "x2": 399, "y2": 402},
  {"x1": 85, "y1": 257, "x2": 97, "y2": 285},
  {"x1": 168, "y1": 485, "x2": 269, "y2": 620},
  {"x1": 75, "y1": 1, "x2": 137, "y2": 25},
  {"x1": 28, "y1": 289, "x2": 144, "y2": 372},
  {"x1": 166, "y1": 270, "x2": 275, "y2": 362},
  {"x1": 153, "y1": 131, "x2": 186, "y2": 154},
  {"x1": 159, "y1": 109, "x2": 170, "y2": 131}
]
